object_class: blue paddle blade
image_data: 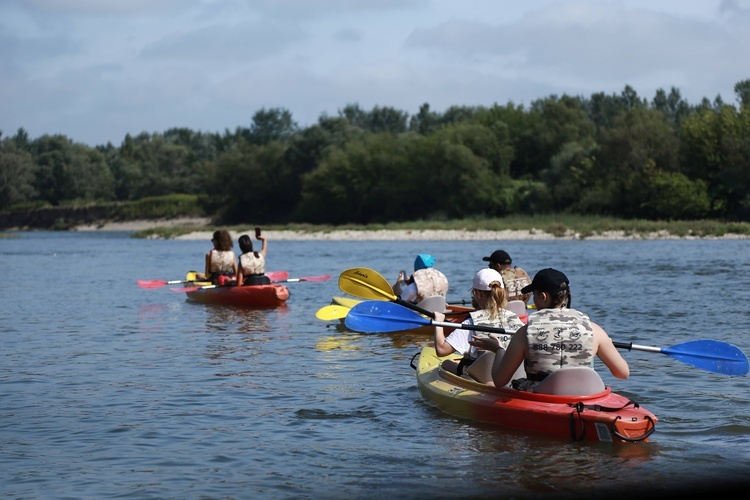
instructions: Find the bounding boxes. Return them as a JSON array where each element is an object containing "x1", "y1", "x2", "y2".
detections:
[
  {"x1": 662, "y1": 340, "x2": 749, "y2": 376},
  {"x1": 345, "y1": 301, "x2": 431, "y2": 333}
]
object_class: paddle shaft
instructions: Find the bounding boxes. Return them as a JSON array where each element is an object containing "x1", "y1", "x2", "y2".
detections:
[
  {"x1": 613, "y1": 341, "x2": 661, "y2": 353},
  {"x1": 432, "y1": 320, "x2": 505, "y2": 334}
]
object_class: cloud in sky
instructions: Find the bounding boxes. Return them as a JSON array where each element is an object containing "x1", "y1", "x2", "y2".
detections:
[{"x1": 1, "y1": 0, "x2": 749, "y2": 146}]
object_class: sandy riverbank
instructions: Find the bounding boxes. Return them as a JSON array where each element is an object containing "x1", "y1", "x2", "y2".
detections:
[{"x1": 71, "y1": 218, "x2": 750, "y2": 240}]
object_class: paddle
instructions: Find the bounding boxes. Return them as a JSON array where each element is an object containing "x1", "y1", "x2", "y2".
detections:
[
  {"x1": 275, "y1": 274, "x2": 331, "y2": 283},
  {"x1": 613, "y1": 340, "x2": 749, "y2": 376},
  {"x1": 347, "y1": 301, "x2": 749, "y2": 375},
  {"x1": 345, "y1": 300, "x2": 501, "y2": 334},
  {"x1": 138, "y1": 278, "x2": 192, "y2": 289},
  {"x1": 316, "y1": 294, "x2": 445, "y2": 322},
  {"x1": 315, "y1": 305, "x2": 350, "y2": 321},
  {"x1": 338, "y1": 267, "x2": 438, "y2": 318},
  {"x1": 171, "y1": 274, "x2": 330, "y2": 292},
  {"x1": 139, "y1": 270, "x2": 288, "y2": 289}
]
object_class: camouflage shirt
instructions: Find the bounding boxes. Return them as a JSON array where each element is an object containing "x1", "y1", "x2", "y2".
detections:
[{"x1": 523, "y1": 307, "x2": 595, "y2": 380}]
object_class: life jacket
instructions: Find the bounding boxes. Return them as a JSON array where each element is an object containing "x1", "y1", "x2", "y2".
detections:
[
  {"x1": 499, "y1": 267, "x2": 531, "y2": 303},
  {"x1": 524, "y1": 307, "x2": 595, "y2": 381},
  {"x1": 469, "y1": 309, "x2": 524, "y2": 352},
  {"x1": 411, "y1": 268, "x2": 449, "y2": 303},
  {"x1": 239, "y1": 252, "x2": 265, "y2": 276},
  {"x1": 209, "y1": 249, "x2": 235, "y2": 275}
]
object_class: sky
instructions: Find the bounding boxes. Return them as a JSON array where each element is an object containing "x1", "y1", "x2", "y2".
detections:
[{"x1": 1, "y1": 0, "x2": 749, "y2": 147}]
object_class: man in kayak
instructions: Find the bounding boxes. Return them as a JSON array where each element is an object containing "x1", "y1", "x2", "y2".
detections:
[
  {"x1": 392, "y1": 254, "x2": 449, "y2": 304},
  {"x1": 482, "y1": 249, "x2": 532, "y2": 305},
  {"x1": 433, "y1": 268, "x2": 524, "y2": 379},
  {"x1": 470, "y1": 268, "x2": 629, "y2": 390}
]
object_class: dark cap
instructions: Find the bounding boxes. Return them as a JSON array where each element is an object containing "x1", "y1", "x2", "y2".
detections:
[
  {"x1": 520, "y1": 268, "x2": 569, "y2": 294},
  {"x1": 482, "y1": 250, "x2": 511, "y2": 265}
]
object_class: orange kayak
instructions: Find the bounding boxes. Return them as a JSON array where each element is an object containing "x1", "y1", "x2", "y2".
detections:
[{"x1": 413, "y1": 346, "x2": 657, "y2": 443}]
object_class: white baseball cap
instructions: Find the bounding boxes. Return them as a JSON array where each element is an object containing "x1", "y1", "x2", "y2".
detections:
[{"x1": 472, "y1": 268, "x2": 504, "y2": 291}]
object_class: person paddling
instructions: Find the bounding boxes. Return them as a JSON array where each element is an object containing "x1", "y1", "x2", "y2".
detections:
[
  {"x1": 482, "y1": 249, "x2": 532, "y2": 305},
  {"x1": 392, "y1": 254, "x2": 449, "y2": 304},
  {"x1": 470, "y1": 268, "x2": 629, "y2": 390},
  {"x1": 433, "y1": 268, "x2": 524, "y2": 380}
]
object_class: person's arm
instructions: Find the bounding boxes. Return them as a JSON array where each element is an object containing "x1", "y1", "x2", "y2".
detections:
[
  {"x1": 472, "y1": 326, "x2": 528, "y2": 387},
  {"x1": 592, "y1": 322, "x2": 629, "y2": 379},
  {"x1": 258, "y1": 235, "x2": 268, "y2": 258},
  {"x1": 204, "y1": 251, "x2": 212, "y2": 281},
  {"x1": 433, "y1": 311, "x2": 457, "y2": 357},
  {"x1": 236, "y1": 255, "x2": 244, "y2": 286}
]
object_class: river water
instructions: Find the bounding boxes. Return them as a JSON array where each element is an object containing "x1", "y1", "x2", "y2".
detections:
[{"x1": 1, "y1": 231, "x2": 749, "y2": 498}]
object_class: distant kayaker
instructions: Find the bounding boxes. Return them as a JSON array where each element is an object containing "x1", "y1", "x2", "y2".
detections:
[
  {"x1": 433, "y1": 268, "x2": 524, "y2": 380},
  {"x1": 196, "y1": 229, "x2": 237, "y2": 285},
  {"x1": 392, "y1": 254, "x2": 449, "y2": 304},
  {"x1": 236, "y1": 231, "x2": 270, "y2": 286},
  {"x1": 470, "y1": 268, "x2": 629, "y2": 390},
  {"x1": 482, "y1": 249, "x2": 532, "y2": 304}
]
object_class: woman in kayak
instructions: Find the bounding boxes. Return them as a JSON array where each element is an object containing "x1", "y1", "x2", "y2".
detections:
[
  {"x1": 433, "y1": 268, "x2": 524, "y2": 379},
  {"x1": 392, "y1": 254, "x2": 449, "y2": 304},
  {"x1": 236, "y1": 232, "x2": 269, "y2": 285},
  {"x1": 196, "y1": 229, "x2": 237, "y2": 285},
  {"x1": 470, "y1": 268, "x2": 629, "y2": 390}
]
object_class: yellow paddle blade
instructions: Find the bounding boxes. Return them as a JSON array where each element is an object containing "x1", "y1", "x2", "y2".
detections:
[
  {"x1": 338, "y1": 268, "x2": 396, "y2": 301},
  {"x1": 315, "y1": 305, "x2": 350, "y2": 321},
  {"x1": 185, "y1": 270, "x2": 211, "y2": 287},
  {"x1": 331, "y1": 296, "x2": 362, "y2": 308}
]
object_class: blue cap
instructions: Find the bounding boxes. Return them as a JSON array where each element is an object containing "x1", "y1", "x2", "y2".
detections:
[{"x1": 414, "y1": 254, "x2": 435, "y2": 271}]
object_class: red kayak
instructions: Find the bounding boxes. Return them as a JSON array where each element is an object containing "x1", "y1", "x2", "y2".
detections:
[
  {"x1": 414, "y1": 346, "x2": 657, "y2": 443},
  {"x1": 185, "y1": 284, "x2": 289, "y2": 308},
  {"x1": 181, "y1": 272, "x2": 289, "y2": 308}
]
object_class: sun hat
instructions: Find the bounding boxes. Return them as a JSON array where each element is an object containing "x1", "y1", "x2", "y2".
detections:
[
  {"x1": 482, "y1": 250, "x2": 512, "y2": 265},
  {"x1": 414, "y1": 254, "x2": 435, "y2": 271},
  {"x1": 471, "y1": 268, "x2": 504, "y2": 291},
  {"x1": 520, "y1": 268, "x2": 569, "y2": 294}
]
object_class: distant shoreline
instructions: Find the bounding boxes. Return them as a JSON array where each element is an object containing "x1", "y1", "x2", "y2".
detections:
[{"x1": 70, "y1": 218, "x2": 750, "y2": 241}]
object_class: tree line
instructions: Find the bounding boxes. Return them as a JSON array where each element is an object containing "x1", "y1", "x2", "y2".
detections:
[{"x1": 2, "y1": 81, "x2": 749, "y2": 224}]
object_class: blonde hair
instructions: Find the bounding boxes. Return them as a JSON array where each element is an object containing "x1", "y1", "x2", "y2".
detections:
[{"x1": 481, "y1": 280, "x2": 507, "y2": 320}]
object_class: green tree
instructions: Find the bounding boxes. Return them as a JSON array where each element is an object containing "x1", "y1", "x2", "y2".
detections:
[
  {"x1": 0, "y1": 139, "x2": 37, "y2": 210},
  {"x1": 513, "y1": 95, "x2": 596, "y2": 179},
  {"x1": 202, "y1": 141, "x2": 289, "y2": 224},
  {"x1": 297, "y1": 133, "x2": 411, "y2": 223},
  {"x1": 31, "y1": 135, "x2": 114, "y2": 204},
  {"x1": 244, "y1": 108, "x2": 298, "y2": 145},
  {"x1": 595, "y1": 107, "x2": 681, "y2": 217},
  {"x1": 681, "y1": 104, "x2": 750, "y2": 218},
  {"x1": 734, "y1": 79, "x2": 750, "y2": 108}
]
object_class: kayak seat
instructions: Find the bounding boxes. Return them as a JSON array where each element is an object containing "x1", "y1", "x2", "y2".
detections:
[
  {"x1": 417, "y1": 295, "x2": 447, "y2": 314},
  {"x1": 467, "y1": 349, "x2": 526, "y2": 387},
  {"x1": 506, "y1": 300, "x2": 529, "y2": 324},
  {"x1": 533, "y1": 367, "x2": 605, "y2": 396}
]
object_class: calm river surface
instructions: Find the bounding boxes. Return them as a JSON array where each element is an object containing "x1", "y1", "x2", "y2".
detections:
[{"x1": 1, "y1": 231, "x2": 749, "y2": 498}]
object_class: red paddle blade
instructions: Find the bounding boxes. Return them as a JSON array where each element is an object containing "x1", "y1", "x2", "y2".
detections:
[
  {"x1": 137, "y1": 279, "x2": 168, "y2": 289},
  {"x1": 266, "y1": 271, "x2": 289, "y2": 281},
  {"x1": 301, "y1": 274, "x2": 331, "y2": 282}
]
